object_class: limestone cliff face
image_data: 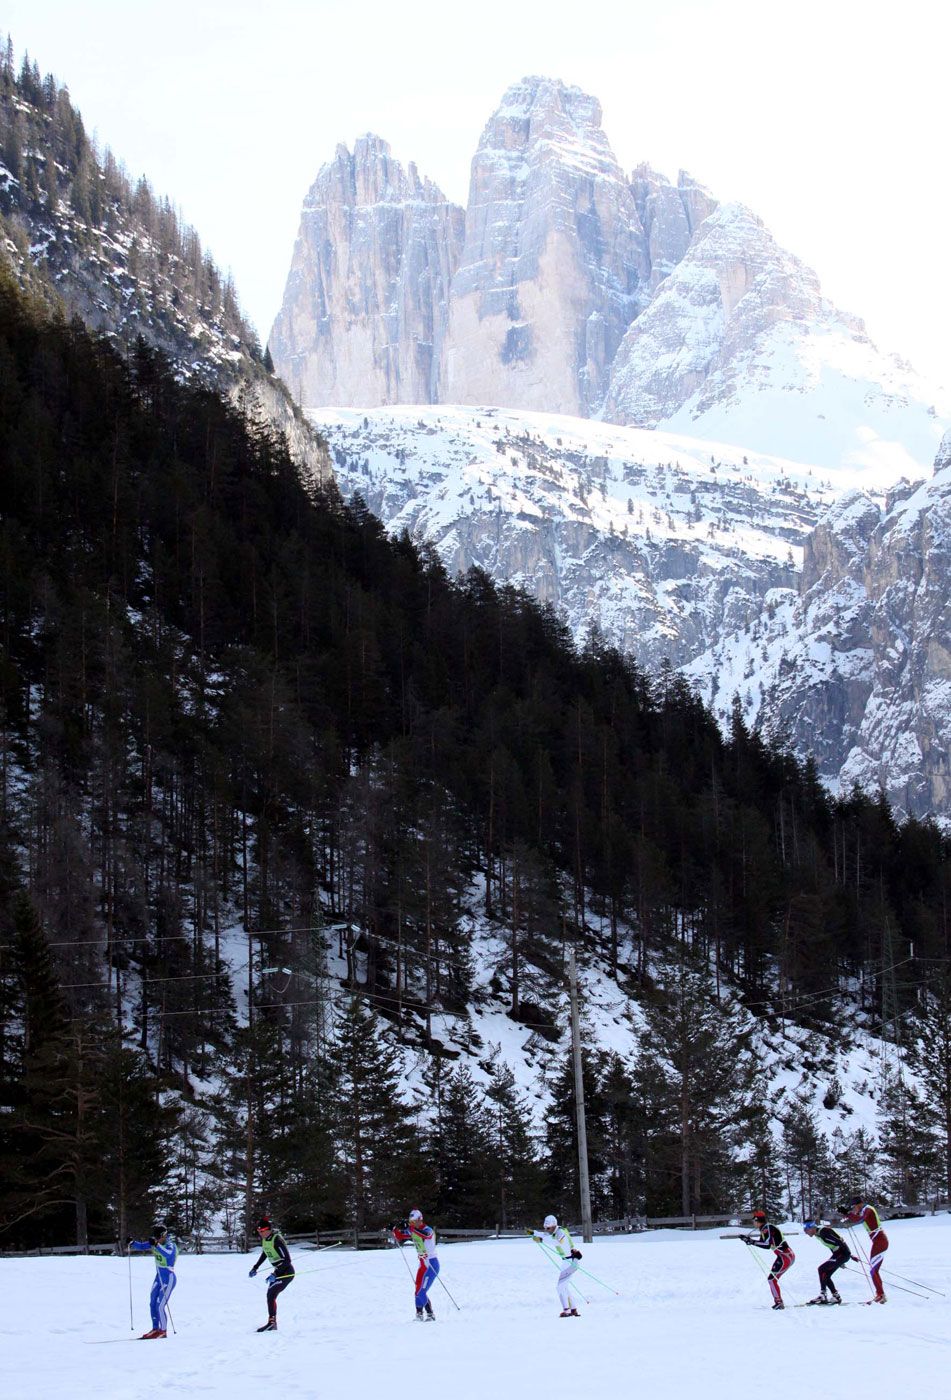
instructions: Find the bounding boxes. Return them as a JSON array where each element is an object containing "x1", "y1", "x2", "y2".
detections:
[
  {"x1": 437, "y1": 78, "x2": 649, "y2": 416},
  {"x1": 688, "y1": 432, "x2": 951, "y2": 820},
  {"x1": 269, "y1": 136, "x2": 464, "y2": 410},
  {"x1": 271, "y1": 77, "x2": 945, "y2": 472},
  {"x1": 631, "y1": 165, "x2": 717, "y2": 295}
]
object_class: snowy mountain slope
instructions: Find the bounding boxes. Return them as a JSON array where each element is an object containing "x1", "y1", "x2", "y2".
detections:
[
  {"x1": 314, "y1": 404, "x2": 894, "y2": 671},
  {"x1": 686, "y1": 433, "x2": 951, "y2": 820},
  {"x1": 14, "y1": 1221, "x2": 951, "y2": 1399},
  {"x1": 603, "y1": 203, "x2": 948, "y2": 474}
]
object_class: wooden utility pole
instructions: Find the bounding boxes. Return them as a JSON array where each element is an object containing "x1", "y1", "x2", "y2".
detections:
[{"x1": 568, "y1": 945, "x2": 593, "y2": 1242}]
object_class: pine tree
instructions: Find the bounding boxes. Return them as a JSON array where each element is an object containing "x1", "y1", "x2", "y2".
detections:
[
  {"x1": 780, "y1": 1096, "x2": 832, "y2": 1219},
  {"x1": 876, "y1": 1064, "x2": 937, "y2": 1205},
  {"x1": 326, "y1": 997, "x2": 415, "y2": 1232},
  {"x1": 485, "y1": 1056, "x2": 546, "y2": 1227},
  {"x1": 636, "y1": 957, "x2": 757, "y2": 1216},
  {"x1": 908, "y1": 979, "x2": 951, "y2": 1200}
]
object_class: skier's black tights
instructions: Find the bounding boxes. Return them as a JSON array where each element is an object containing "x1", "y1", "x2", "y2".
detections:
[
  {"x1": 819, "y1": 1247, "x2": 850, "y2": 1292},
  {"x1": 267, "y1": 1271, "x2": 294, "y2": 1318}
]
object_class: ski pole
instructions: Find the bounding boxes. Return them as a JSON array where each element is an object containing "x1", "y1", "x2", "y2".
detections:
[
  {"x1": 740, "y1": 1238, "x2": 801, "y2": 1309},
  {"x1": 531, "y1": 1236, "x2": 590, "y2": 1306},
  {"x1": 166, "y1": 1303, "x2": 176, "y2": 1335},
  {"x1": 127, "y1": 1250, "x2": 134, "y2": 1331},
  {"x1": 435, "y1": 1271, "x2": 461, "y2": 1311},
  {"x1": 882, "y1": 1268, "x2": 945, "y2": 1297},
  {"x1": 257, "y1": 1259, "x2": 361, "y2": 1282},
  {"x1": 396, "y1": 1244, "x2": 417, "y2": 1286},
  {"x1": 532, "y1": 1237, "x2": 591, "y2": 1299},
  {"x1": 531, "y1": 1234, "x2": 619, "y2": 1296},
  {"x1": 842, "y1": 1265, "x2": 928, "y2": 1300},
  {"x1": 845, "y1": 1227, "x2": 875, "y2": 1300}
]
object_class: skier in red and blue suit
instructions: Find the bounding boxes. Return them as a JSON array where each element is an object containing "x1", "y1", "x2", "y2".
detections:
[
  {"x1": 127, "y1": 1224, "x2": 176, "y2": 1338},
  {"x1": 392, "y1": 1209, "x2": 440, "y2": 1320}
]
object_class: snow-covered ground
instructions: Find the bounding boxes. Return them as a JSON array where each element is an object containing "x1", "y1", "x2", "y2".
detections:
[{"x1": 11, "y1": 1217, "x2": 951, "y2": 1398}]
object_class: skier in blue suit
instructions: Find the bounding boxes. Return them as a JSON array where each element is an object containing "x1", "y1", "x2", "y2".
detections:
[{"x1": 127, "y1": 1224, "x2": 177, "y2": 1338}]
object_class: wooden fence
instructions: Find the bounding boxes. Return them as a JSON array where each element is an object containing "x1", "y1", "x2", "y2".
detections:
[{"x1": 7, "y1": 1202, "x2": 949, "y2": 1257}]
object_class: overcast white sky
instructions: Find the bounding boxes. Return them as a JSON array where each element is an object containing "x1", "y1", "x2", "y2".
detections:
[{"x1": 6, "y1": 0, "x2": 949, "y2": 384}]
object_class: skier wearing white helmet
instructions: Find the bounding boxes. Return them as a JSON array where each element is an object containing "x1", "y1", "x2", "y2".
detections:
[
  {"x1": 392, "y1": 1208, "x2": 440, "y2": 1319},
  {"x1": 531, "y1": 1214, "x2": 582, "y2": 1316}
]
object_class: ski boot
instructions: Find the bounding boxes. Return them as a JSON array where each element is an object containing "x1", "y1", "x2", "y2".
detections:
[
  {"x1": 559, "y1": 1309, "x2": 573, "y2": 1317},
  {"x1": 569, "y1": 1308, "x2": 580, "y2": 1317},
  {"x1": 807, "y1": 1295, "x2": 828, "y2": 1306},
  {"x1": 425, "y1": 1302, "x2": 435, "y2": 1320},
  {"x1": 415, "y1": 1308, "x2": 425, "y2": 1321},
  {"x1": 257, "y1": 1319, "x2": 277, "y2": 1332},
  {"x1": 771, "y1": 1301, "x2": 785, "y2": 1310},
  {"x1": 140, "y1": 1329, "x2": 161, "y2": 1339},
  {"x1": 829, "y1": 1291, "x2": 842, "y2": 1304}
]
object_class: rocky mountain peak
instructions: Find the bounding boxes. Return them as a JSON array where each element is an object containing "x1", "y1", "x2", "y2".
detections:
[
  {"x1": 270, "y1": 80, "x2": 946, "y2": 477},
  {"x1": 936, "y1": 429, "x2": 951, "y2": 472},
  {"x1": 437, "y1": 76, "x2": 647, "y2": 416},
  {"x1": 269, "y1": 135, "x2": 464, "y2": 410},
  {"x1": 481, "y1": 75, "x2": 608, "y2": 162}
]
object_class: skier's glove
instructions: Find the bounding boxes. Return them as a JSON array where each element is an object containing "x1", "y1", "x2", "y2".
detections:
[
  {"x1": 148, "y1": 1236, "x2": 157, "y2": 1246},
  {"x1": 266, "y1": 1273, "x2": 277, "y2": 1285},
  {"x1": 851, "y1": 1255, "x2": 859, "y2": 1262},
  {"x1": 125, "y1": 1237, "x2": 134, "y2": 1246},
  {"x1": 571, "y1": 1249, "x2": 582, "y2": 1260},
  {"x1": 249, "y1": 1267, "x2": 257, "y2": 1277}
]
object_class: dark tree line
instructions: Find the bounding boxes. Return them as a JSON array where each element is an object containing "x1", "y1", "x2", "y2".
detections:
[{"x1": 0, "y1": 258, "x2": 950, "y2": 1250}]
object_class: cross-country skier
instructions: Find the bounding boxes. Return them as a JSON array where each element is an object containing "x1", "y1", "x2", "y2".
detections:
[
  {"x1": 531, "y1": 1214, "x2": 582, "y2": 1317},
  {"x1": 248, "y1": 1216, "x2": 294, "y2": 1331},
  {"x1": 803, "y1": 1220, "x2": 856, "y2": 1304},
  {"x1": 743, "y1": 1209, "x2": 795, "y2": 1309},
  {"x1": 127, "y1": 1224, "x2": 176, "y2": 1338},
  {"x1": 840, "y1": 1195, "x2": 888, "y2": 1303},
  {"x1": 392, "y1": 1209, "x2": 439, "y2": 1320}
]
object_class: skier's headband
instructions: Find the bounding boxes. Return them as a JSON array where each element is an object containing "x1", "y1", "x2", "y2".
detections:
[
  {"x1": 803, "y1": 1220, "x2": 817, "y2": 1230},
  {"x1": 256, "y1": 1221, "x2": 273, "y2": 1232}
]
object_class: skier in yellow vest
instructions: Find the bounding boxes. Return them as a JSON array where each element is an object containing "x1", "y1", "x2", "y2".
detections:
[{"x1": 248, "y1": 1216, "x2": 294, "y2": 1331}]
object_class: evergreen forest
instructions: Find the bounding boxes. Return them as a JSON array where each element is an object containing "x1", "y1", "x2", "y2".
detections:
[{"x1": 1, "y1": 252, "x2": 950, "y2": 1255}]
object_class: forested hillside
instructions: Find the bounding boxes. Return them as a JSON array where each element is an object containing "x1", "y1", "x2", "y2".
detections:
[
  {"x1": 0, "y1": 39, "x2": 329, "y2": 482},
  {"x1": 1, "y1": 270, "x2": 949, "y2": 1252}
]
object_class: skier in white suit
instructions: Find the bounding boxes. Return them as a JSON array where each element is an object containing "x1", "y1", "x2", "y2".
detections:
[{"x1": 531, "y1": 1214, "x2": 582, "y2": 1316}]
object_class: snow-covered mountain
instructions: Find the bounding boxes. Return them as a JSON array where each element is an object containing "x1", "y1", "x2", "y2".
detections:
[
  {"x1": 686, "y1": 431, "x2": 951, "y2": 819},
  {"x1": 602, "y1": 202, "x2": 946, "y2": 474},
  {"x1": 274, "y1": 77, "x2": 947, "y2": 472},
  {"x1": 318, "y1": 407, "x2": 951, "y2": 820},
  {"x1": 316, "y1": 404, "x2": 863, "y2": 670}
]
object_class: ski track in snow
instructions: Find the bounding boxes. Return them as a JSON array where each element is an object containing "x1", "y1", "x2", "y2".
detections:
[{"x1": 9, "y1": 1217, "x2": 951, "y2": 1398}]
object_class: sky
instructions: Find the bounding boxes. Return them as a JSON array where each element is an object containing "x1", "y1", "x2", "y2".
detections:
[{"x1": 6, "y1": 0, "x2": 949, "y2": 385}]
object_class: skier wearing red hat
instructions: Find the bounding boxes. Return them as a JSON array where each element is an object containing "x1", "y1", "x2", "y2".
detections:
[{"x1": 743, "y1": 1209, "x2": 795, "y2": 1309}]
